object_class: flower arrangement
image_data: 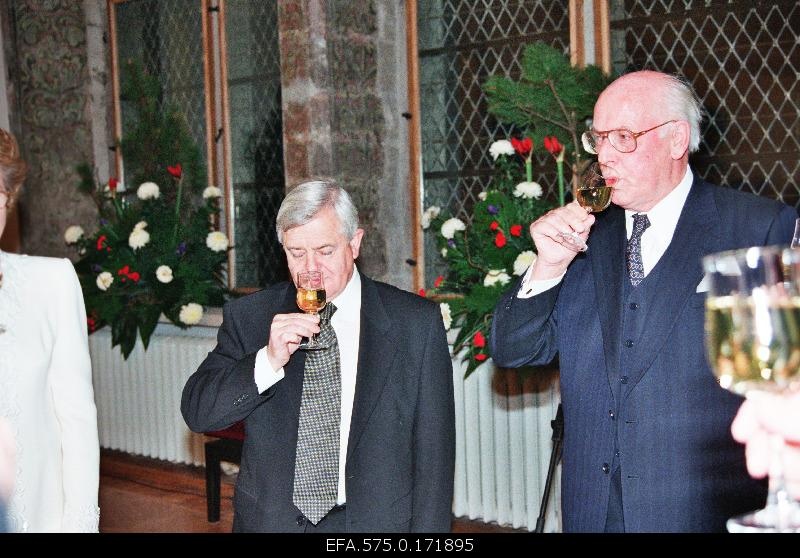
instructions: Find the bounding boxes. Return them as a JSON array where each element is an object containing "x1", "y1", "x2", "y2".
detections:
[
  {"x1": 421, "y1": 42, "x2": 608, "y2": 376},
  {"x1": 64, "y1": 61, "x2": 228, "y2": 358},
  {"x1": 421, "y1": 137, "x2": 556, "y2": 375}
]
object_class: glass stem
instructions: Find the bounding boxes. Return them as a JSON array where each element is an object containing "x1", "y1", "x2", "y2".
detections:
[{"x1": 765, "y1": 433, "x2": 797, "y2": 530}]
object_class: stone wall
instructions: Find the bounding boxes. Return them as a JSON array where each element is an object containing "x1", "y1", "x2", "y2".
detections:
[
  {"x1": 279, "y1": 0, "x2": 413, "y2": 289},
  {"x1": 3, "y1": 0, "x2": 107, "y2": 258}
]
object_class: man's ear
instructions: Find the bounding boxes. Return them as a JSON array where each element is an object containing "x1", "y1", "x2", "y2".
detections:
[
  {"x1": 670, "y1": 120, "x2": 691, "y2": 160},
  {"x1": 349, "y1": 228, "x2": 365, "y2": 260}
]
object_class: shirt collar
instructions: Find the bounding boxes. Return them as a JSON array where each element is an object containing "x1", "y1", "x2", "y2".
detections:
[
  {"x1": 329, "y1": 265, "x2": 361, "y2": 322},
  {"x1": 625, "y1": 166, "x2": 693, "y2": 236}
]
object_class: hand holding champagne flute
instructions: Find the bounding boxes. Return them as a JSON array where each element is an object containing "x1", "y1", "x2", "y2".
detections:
[
  {"x1": 557, "y1": 161, "x2": 612, "y2": 252},
  {"x1": 296, "y1": 270, "x2": 328, "y2": 350}
]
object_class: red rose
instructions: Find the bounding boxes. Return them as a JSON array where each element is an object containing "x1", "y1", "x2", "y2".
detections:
[
  {"x1": 418, "y1": 288, "x2": 426, "y2": 297},
  {"x1": 474, "y1": 353, "x2": 488, "y2": 362},
  {"x1": 494, "y1": 231, "x2": 507, "y2": 248},
  {"x1": 543, "y1": 136, "x2": 563, "y2": 155},
  {"x1": 489, "y1": 221, "x2": 499, "y2": 231},
  {"x1": 167, "y1": 164, "x2": 183, "y2": 178},
  {"x1": 473, "y1": 331, "x2": 486, "y2": 348},
  {"x1": 434, "y1": 275, "x2": 444, "y2": 288},
  {"x1": 511, "y1": 137, "x2": 533, "y2": 157},
  {"x1": 510, "y1": 224, "x2": 522, "y2": 237}
]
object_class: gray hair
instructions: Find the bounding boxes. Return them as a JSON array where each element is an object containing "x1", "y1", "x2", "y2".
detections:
[
  {"x1": 276, "y1": 180, "x2": 359, "y2": 244},
  {"x1": 660, "y1": 74, "x2": 703, "y2": 153}
]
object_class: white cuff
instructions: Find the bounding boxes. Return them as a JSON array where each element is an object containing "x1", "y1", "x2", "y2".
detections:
[
  {"x1": 254, "y1": 347, "x2": 284, "y2": 394},
  {"x1": 517, "y1": 264, "x2": 565, "y2": 299}
]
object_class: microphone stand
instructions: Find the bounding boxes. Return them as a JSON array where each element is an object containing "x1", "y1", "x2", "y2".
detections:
[{"x1": 534, "y1": 403, "x2": 564, "y2": 533}]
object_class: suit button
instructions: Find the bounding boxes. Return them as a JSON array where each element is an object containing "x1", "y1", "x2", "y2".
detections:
[
  {"x1": 615, "y1": 450, "x2": 620, "y2": 458},
  {"x1": 609, "y1": 410, "x2": 615, "y2": 420},
  {"x1": 624, "y1": 339, "x2": 634, "y2": 348},
  {"x1": 620, "y1": 376, "x2": 629, "y2": 384},
  {"x1": 629, "y1": 302, "x2": 639, "y2": 310},
  {"x1": 602, "y1": 463, "x2": 610, "y2": 474},
  {"x1": 296, "y1": 515, "x2": 306, "y2": 526}
]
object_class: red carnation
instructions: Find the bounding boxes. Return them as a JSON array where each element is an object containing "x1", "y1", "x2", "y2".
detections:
[
  {"x1": 107, "y1": 177, "x2": 119, "y2": 192},
  {"x1": 510, "y1": 224, "x2": 522, "y2": 237},
  {"x1": 489, "y1": 221, "x2": 499, "y2": 231},
  {"x1": 434, "y1": 275, "x2": 444, "y2": 288},
  {"x1": 96, "y1": 235, "x2": 108, "y2": 251},
  {"x1": 473, "y1": 331, "x2": 486, "y2": 348},
  {"x1": 418, "y1": 288, "x2": 426, "y2": 297},
  {"x1": 474, "y1": 353, "x2": 488, "y2": 362},
  {"x1": 167, "y1": 164, "x2": 183, "y2": 179},
  {"x1": 511, "y1": 137, "x2": 533, "y2": 157},
  {"x1": 543, "y1": 136, "x2": 563, "y2": 156},
  {"x1": 494, "y1": 231, "x2": 507, "y2": 248}
]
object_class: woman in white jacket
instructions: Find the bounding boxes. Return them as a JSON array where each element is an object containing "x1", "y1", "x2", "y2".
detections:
[{"x1": 0, "y1": 127, "x2": 100, "y2": 532}]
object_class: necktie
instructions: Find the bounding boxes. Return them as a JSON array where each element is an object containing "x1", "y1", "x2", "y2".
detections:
[
  {"x1": 626, "y1": 213, "x2": 650, "y2": 287},
  {"x1": 292, "y1": 302, "x2": 341, "y2": 525}
]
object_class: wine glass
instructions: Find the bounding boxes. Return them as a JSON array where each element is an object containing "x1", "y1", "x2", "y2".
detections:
[
  {"x1": 791, "y1": 218, "x2": 800, "y2": 249},
  {"x1": 557, "y1": 162, "x2": 613, "y2": 252},
  {"x1": 703, "y1": 245, "x2": 800, "y2": 532},
  {"x1": 295, "y1": 270, "x2": 328, "y2": 350}
]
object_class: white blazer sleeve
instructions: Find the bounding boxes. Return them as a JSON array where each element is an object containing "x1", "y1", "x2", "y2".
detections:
[{"x1": 48, "y1": 259, "x2": 100, "y2": 532}]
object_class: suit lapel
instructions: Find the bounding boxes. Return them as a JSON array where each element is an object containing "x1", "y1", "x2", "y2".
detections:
[
  {"x1": 624, "y1": 178, "x2": 720, "y2": 392},
  {"x1": 589, "y1": 205, "x2": 627, "y2": 392},
  {"x1": 346, "y1": 276, "x2": 397, "y2": 461}
]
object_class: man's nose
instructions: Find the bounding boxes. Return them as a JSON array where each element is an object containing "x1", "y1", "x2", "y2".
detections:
[
  {"x1": 303, "y1": 252, "x2": 318, "y2": 271},
  {"x1": 595, "y1": 135, "x2": 615, "y2": 165}
]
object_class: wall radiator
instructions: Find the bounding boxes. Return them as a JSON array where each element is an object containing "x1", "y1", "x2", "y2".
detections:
[{"x1": 90, "y1": 326, "x2": 562, "y2": 531}]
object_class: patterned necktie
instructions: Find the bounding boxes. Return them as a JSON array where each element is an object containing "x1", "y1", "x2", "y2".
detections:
[
  {"x1": 626, "y1": 213, "x2": 650, "y2": 287},
  {"x1": 292, "y1": 302, "x2": 341, "y2": 525}
]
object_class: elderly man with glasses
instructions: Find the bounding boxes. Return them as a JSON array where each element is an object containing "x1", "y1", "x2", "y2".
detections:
[{"x1": 490, "y1": 70, "x2": 797, "y2": 532}]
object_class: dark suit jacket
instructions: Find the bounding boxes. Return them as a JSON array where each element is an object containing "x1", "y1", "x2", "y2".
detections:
[
  {"x1": 181, "y1": 274, "x2": 455, "y2": 532},
  {"x1": 490, "y1": 177, "x2": 797, "y2": 532}
]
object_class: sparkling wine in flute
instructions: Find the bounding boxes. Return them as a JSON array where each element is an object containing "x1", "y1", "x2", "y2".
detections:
[
  {"x1": 296, "y1": 287, "x2": 326, "y2": 314},
  {"x1": 705, "y1": 294, "x2": 800, "y2": 395},
  {"x1": 557, "y1": 161, "x2": 612, "y2": 252}
]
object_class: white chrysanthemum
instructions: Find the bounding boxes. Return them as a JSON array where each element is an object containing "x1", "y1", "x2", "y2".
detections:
[
  {"x1": 513, "y1": 181, "x2": 543, "y2": 199},
  {"x1": 156, "y1": 265, "x2": 174, "y2": 284},
  {"x1": 96, "y1": 271, "x2": 113, "y2": 291},
  {"x1": 440, "y1": 302, "x2": 452, "y2": 331},
  {"x1": 440, "y1": 217, "x2": 466, "y2": 239},
  {"x1": 179, "y1": 302, "x2": 204, "y2": 325},
  {"x1": 203, "y1": 186, "x2": 223, "y2": 199},
  {"x1": 478, "y1": 191, "x2": 488, "y2": 201},
  {"x1": 64, "y1": 225, "x2": 84, "y2": 244},
  {"x1": 483, "y1": 269, "x2": 511, "y2": 287},
  {"x1": 441, "y1": 248, "x2": 448, "y2": 258},
  {"x1": 206, "y1": 231, "x2": 229, "y2": 252},
  {"x1": 513, "y1": 250, "x2": 537, "y2": 276},
  {"x1": 136, "y1": 182, "x2": 160, "y2": 200},
  {"x1": 420, "y1": 206, "x2": 441, "y2": 230},
  {"x1": 128, "y1": 227, "x2": 150, "y2": 250},
  {"x1": 489, "y1": 139, "x2": 515, "y2": 161}
]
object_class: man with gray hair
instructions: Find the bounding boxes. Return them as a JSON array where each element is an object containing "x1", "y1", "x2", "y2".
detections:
[
  {"x1": 182, "y1": 180, "x2": 455, "y2": 532},
  {"x1": 490, "y1": 70, "x2": 797, "y2": 532}
]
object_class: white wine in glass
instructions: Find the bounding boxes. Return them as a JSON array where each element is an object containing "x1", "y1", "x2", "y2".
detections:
[
  {"x1": 558, "y1": 161, "x2": 612, "y2": 252},
  {"x1": 296, "y1": 270, "x2": 328, "y2": 350},
  {"x1": 704, "y1": 246, "x2": 800, "y2": 532}
]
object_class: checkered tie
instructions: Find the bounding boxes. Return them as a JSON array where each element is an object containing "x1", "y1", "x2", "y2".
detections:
[
  {"x1": 292, "y1": 302, "x2": 340, "y2": 525},
  {"x1": 626, "y1": 213, "x2": 650, "y2": 287}
]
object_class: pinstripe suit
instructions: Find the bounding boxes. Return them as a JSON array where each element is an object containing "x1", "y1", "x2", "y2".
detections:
[{"x1": 491, "y1": 177, "x2": 797, "y2": 532}]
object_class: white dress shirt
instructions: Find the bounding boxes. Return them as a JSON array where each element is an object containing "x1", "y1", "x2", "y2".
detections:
[
  {"x1": 517, "y1": 167, "x2": 694, "y2": 297},
  {"x1": 254, "y1": 268, "x2": 362, "y2": 504}
]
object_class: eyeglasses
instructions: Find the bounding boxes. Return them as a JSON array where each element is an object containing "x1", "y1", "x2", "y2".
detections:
[{"x1": 581, "y1": 120, "x2": 677, "y2": 154}]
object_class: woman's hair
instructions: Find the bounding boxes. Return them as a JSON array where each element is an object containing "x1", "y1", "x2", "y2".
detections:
[
  {"x1": 0, "y1": 128, "x2": 27, "y2": 209},
  {"x1": 276, "y1": 180, "x2": 359, "y2": 243}
]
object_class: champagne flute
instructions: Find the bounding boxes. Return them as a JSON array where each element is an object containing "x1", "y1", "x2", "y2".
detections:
[
  {"x1": 791, "y1": 218, "x2": 800, "y2": 249},
  {"x1": 704, "y1": 245, "x2": 800, "y2": 532},
  {"x1": 557, "y1": 161, "x2": 613, "y2": 252},
  {"x1": 296, "y1": 270, "x2": 328, "y2": 350}
]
